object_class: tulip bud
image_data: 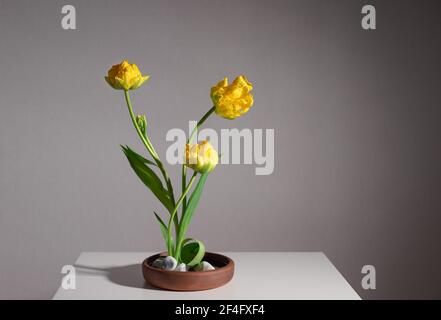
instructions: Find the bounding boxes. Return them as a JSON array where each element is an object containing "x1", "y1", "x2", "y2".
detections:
[
  {"x1": 185, "y1": 140, "x2": 218, "y2": 174},
  {"x1": 105, "y1": 60, "x2": 150, "y2": 91},
  {"x1": 136, "y1": 114, "x2": 147, "y2": 136},
  {"x1": 210, "y1": 75, "x2": 254, "y2": 120}
]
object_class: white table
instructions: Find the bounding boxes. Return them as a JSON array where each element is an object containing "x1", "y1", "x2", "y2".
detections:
[{"x1": 53, "y1": 252, "x2": 360, "y2": 300}]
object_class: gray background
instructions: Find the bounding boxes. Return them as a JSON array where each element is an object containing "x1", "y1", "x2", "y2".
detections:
[{"x1": 0, "y1": 0, "x2": 440, "y2": 299}]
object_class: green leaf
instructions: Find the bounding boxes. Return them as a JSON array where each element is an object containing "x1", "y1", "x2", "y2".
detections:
[
  {"x1": 181, "y1": 238, "x2": 205, "y2": 267},
  {"x1": 121, "y1": 145, "x2": 157, "y2": 166},
  {"x1": 153, "y1": 211, "x2": 168, "y2": 247},
  {"x1": 121, "y1": 145, "x2": 173, "y2": 213},
  {"x1": 178, "y1": 173, "x2": 209, "y2": 242}
]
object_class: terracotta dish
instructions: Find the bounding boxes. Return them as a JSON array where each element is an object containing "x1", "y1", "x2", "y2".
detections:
[{"x1": 142, "y1": 252, "x2": 234, "y2": 291}]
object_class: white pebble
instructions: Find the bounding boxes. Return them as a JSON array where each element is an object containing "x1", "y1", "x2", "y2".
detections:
[
  {"x1": 163, "y1": 256, "x2": 178, "y2": 270},
  {"x1": 174, "y1": 263, "x2": 188, "y2": 272},
  {"x1": 194, "y1": 261, "x2": 215, "y2": 271}
]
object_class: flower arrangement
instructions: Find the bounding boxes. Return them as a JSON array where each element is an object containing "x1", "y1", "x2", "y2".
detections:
[{"x1": 105, "y1": 60, "x2": 253, "y2": 272}]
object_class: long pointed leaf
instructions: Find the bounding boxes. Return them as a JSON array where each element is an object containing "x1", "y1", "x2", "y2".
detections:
[
  {"x1": 122, "y1": 145, "x2": 173, "y2": 213},
  {"x1": 154, "y1": 211, "x2": 173, "y2": 254},
  {"x1": 121, "y1": 145, "x2": 157, "y2": 166},
  {"x1": 178, "y1": 173, "x2": 209, "y2": 241},
  {"x1": 153, "y1": 211, "x2": 169, "y2": 244}
]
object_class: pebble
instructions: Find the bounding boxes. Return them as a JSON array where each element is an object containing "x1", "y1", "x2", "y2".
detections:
[
  {"x1": 193, "y1": 261, "x2": 215, "y2": 271},
  {"x1": 163, "y1": 256, "x2": 178, "y2": 270},
  {"x1": 174, "y1": 263, "x2": 188, "y2": 272},
  {"x1": 151, "y1": 257, "x2": 165, "y2": 269}
]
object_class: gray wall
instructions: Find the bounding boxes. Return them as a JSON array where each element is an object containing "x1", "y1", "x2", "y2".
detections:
[{"x1": 0, "y1": 0, "x2": 440, "y2": 299}]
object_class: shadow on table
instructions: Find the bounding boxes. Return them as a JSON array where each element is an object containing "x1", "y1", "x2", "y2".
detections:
[{"x1": 75, "y1": 264, "x2": 161, "y2": 291}]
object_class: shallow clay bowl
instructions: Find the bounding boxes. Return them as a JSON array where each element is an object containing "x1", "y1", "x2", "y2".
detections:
[{"x1": 142, "y1": 252, "x2": 234, "y2": 291}]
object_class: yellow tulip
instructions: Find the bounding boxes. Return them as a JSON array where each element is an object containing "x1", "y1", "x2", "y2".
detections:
[
  {"x1": 185, "y1": 140, "x2": 218, "y2": 174},
  {"x1": 105, "y1": 60, "x2": 149, "y2": 91},
  {"x1": 210, "y1": 75, "x2": 254, "y2": 120}
]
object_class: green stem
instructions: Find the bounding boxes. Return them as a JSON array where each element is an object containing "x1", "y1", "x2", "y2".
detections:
[
  {"x1": 167, "y1": 172, "x2": 197, "y2": 257},
  {"x1": 123, "y1": 90, "x2": 178, "y2": 232},
  {"x1": 181, "y1": 106, "x2": 215, "y2": 217},
  {"x1": 124, "y1": 90, "x2": 156, "y2": 158},
  {"x1": 189, "y1": 106, "x2": 216, "y2": 143}
]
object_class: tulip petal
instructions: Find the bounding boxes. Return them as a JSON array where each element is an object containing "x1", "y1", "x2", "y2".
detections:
[
  {"x1": 105, "y1": 60, "x2": 149, "y2": 91},
  {"x1": 211, "y1": 75, "x2": 253, "y2": 119}
]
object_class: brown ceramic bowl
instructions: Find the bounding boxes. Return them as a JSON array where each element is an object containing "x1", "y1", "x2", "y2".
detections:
[{"x1": 142, "y1": 252, "x2": 234, "y2": 291}]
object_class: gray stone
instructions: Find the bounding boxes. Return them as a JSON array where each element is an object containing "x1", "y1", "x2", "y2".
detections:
[
  {"x1": 163, "y1": 256, "x2": 178, "y2": 270},
  {"x1": 151, "y1": 257, "x2": 165, "y2": 269}
]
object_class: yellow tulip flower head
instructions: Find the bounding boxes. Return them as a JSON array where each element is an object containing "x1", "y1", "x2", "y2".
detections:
[
  {"x1": 185, "y1": 140, "x2": 219, "y2": 174},
  {"x1": 210, "y1": 75, "x2": 254, "y2": 120},
  {"x1": 105, "y1": 60, "x2": 150, "y2": 91}
]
